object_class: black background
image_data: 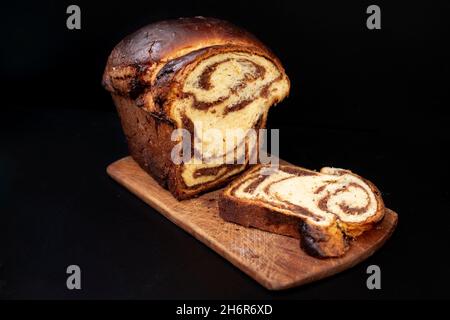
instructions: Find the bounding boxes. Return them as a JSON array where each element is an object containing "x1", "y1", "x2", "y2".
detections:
[{"x1": 1, "y1": 0, "x2": 449, "y2": 299}]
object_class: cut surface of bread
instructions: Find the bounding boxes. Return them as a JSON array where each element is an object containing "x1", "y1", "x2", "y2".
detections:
[
  {"x1": 219, "y1": 165, "x2": 385, "y2": 258},
  {"x1": 103, "y1": 17, "x2": 290, "y2": 199},
  {"x1": 171, "y1": 50, "x2": 288, "y2": 188}
]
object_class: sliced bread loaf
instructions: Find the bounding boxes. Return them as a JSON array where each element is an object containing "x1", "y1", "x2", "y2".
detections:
[{"x1": 219, "y1": 165, "x2": 385, "y2": 258}]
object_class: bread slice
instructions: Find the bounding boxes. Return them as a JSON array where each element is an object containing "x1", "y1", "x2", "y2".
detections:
[
  {"x1": 103, "y1": 17, "x2": 290, "y2": 199},
  {"x1": 219, "y1": 165, "x2": 385, "y2": 258}
]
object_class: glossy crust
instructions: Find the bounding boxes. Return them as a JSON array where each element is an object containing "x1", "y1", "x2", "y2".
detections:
[
  {"x1": 102, "y1": 16, "x2": 287, "y2": 121},
  {"x1": 103, "y1": 17, "x2": 289, "y2": 199},
  {"x1": 105, "y1": 17, "x2": 270, "y2": 71},
  {"x1": 218, "y1": 165, "x2": 385, "y2": 258}
]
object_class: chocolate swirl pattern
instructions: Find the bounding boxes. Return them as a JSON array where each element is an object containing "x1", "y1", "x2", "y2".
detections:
[
  {"x1": 171, "y1": 51, "x2": 289, "y2": 189},
  {"x1": 219, "y1": 165, "x2": 385, "y2": 258},
  {"x1": 103, "y1": 17, "x2": 290, "y2": 199}
]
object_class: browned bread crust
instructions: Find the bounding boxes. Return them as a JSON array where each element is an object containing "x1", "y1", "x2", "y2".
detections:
[
  {"x1": 218, "y1": 165, "x2": 385, "y2": 258},
  {"x1": 104, "y1": 17, "x2": 270, "y2": 69},
  {"x1": 102, "y1": 17, "x2": 287, "y2": 119},
  {"x1": 103, "y1": 17, "x2": 290, "y2": 199}
]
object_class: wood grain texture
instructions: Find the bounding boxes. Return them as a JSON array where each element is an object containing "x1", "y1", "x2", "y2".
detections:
[{"x1": 107, "y1": 156, "x2": 398, "y2": 290}]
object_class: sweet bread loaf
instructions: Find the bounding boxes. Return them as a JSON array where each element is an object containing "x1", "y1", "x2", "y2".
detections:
[
  {"x1": 219, "y1": 165, "x2": 385, "y2": 258},
  {"x1": 103, "y1": 17, "x2": 290, "y2": 199}
]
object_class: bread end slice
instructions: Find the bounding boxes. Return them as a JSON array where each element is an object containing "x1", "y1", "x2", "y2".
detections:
[{"x1": 218, "y1": 164, "x2": 385, "y2": 258}]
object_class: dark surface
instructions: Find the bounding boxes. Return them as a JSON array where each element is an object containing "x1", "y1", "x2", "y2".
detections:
[
  {"x1": 1, "y1": 0, "x2": 450, "y2": 299},
  {"x1": 1, "y1": 107, "x2": 449, "y2": 299}
]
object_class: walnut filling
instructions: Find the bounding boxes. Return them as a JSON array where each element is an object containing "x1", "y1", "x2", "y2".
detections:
[
  {"x1": 230, "y1": 166, "x2": 378, "y2": 228},
  {"x1": 170, "y1": 52, "x2": 289, "y2": 188}
]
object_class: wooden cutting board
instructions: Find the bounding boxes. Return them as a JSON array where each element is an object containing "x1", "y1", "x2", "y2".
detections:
[{"x1": 107, "y1": 156, "x2": 398, "y2": 290}]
